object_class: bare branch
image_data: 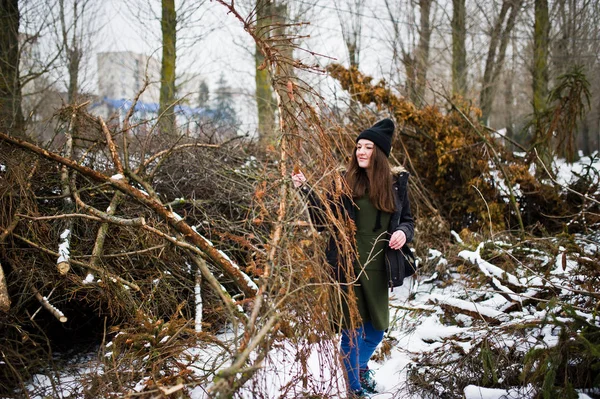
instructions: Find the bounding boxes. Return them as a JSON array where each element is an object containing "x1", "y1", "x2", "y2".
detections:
[{"x1": 32, "y1": 286, "x2": 67, "y2": 323}]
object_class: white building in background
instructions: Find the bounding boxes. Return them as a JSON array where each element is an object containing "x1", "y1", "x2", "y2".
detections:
[
  {"x1": 92, "y1": 51, "x2": 215, "y2": 137},
  {"x1": 96, "y1": 51, "x2": 160, "y2": 104}
]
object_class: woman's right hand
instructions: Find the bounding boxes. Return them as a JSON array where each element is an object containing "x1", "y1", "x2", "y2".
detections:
[{"x1": 291, "y1": 171, "x2": 307, "y2": 188}]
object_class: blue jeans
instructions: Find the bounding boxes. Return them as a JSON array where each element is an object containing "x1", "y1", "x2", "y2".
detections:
[{"x1": 340, "y1": 321, "x2": 385, "y2": 392}]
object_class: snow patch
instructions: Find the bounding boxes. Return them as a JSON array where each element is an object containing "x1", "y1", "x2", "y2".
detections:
[
  {"x1": 82, "y1": 273, "x2": 95, "y2": 284},
  {"x1": 451, "y1": 230, "x2": 463, "y2": 243},
  {"x1": 57, "y1": 229, "x2": 71, "y2": 264}
]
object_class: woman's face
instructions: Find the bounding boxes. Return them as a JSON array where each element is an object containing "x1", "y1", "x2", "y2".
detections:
[{"x1": 356, "y1": 139, "x2": 375, "y2": 169}]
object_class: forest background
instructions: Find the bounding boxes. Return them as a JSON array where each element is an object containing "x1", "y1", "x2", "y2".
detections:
[{"x1": 0, "y1": 0, "x2": 599, "y2": 398}]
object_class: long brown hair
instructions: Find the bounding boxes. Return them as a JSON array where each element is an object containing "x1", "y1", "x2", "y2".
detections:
[{"x1": 345, "y1": 144, "x2": 395, "y2": 213}]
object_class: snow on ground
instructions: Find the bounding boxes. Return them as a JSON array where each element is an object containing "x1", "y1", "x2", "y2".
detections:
[
  {"x1": 22, "y1": 234, "x2": 599, "y2": 398},
  {"x1": 555, "y1": 152, "x2": 600, "y2": 187},
  {"x1": 22, "y1": 155, "x2": 600, "y2": 398}
]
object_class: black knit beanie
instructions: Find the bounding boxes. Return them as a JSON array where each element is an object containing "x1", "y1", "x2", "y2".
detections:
[{"x1": 356, "y1": 118, "x2": 395, "y2": 157}]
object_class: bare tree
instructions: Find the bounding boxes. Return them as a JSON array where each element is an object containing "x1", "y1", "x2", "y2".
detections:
[
  {"x1": 451, "y1": 0, "x2": 467, "y2": 97},
  {"x1": 159, "y1": 0, "x2": 177, "y2": 135},
  {"x1": 479, "y1": 0, "x2": 523, "y2": 125},
  {"x1": 255, "y1": 0, "x2": 277, "y2": 145},
  {"x1": 0, "y1": 0, "x2": 24, "y2": 133},
  {"x1": 531, "y1": 0, "x2": 550, "y2": 167},
  {"x1": 384, "y1": 0, "x2": 434, "y2": 106},
  {"x1": 532, "y1": 0, "x2": 549, "y2": 120},
  {"x1": 55, "y1": 0, "x2": 98, "y2": 104},
  {"x1": 552, "y1": 0, "x2": 600, "y2": 155},
  {"x1": 334, "y1": 0, "x2": 363, "y2": 68}
]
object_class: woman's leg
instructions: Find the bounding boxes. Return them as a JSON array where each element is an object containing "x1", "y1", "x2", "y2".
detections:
[
  {"x1": 340, "y1": 325, "x2": 364, "y2": 392},
  {"x1": 358, "y1": 321, "x2": 384, "y2": 370}
]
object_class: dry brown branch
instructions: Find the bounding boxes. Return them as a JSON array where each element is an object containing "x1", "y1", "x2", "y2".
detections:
[
  {"x1": 0, "y1": 161, "x2": 38, "y2": 243},
  {"x1": 88, "y1": 191, "x2": 123, "y2": 277},
  {"x1": 74, "y1": 244, "x2": 167, "y2": 258},
  {"x1": 57, "y1": 108, "x2": 77, "y2": 275},
  {"x1": 16, "y1": 213, "x2": 103, "y2": 222},
  {"x1": 99, "y1": 116, "x2": 123, "y2": 175},
  {"x1": 209, "y1": 314, "x2": 279, "y2": 397},
  {"x1": 0, "y1": 263, "x2": 9, "y2": 312},
  {"x1": 188, "y1": 255, "x2": 248, "y2": 323},
  {"x1": 121, "y1": 79, "x2": 150, "y2": 172},
  {"x1": 0, "y1": 161, "x2": 39, "y2": 312},
  {"x1": 0, "y1": 132, "x2": 257, "y2": 298},
  {"x1": 70, "y1": 180, "x2": 145, "y2": 226},
  {"x1": 3, "y1": 229, "x2": 140, "y2": 291},
  {"x1": 438, "y1": 302, "x2": 505, "y2": 325},
  {"x1": 31, "y1": 286, "x2": 67, "y2": 323}
]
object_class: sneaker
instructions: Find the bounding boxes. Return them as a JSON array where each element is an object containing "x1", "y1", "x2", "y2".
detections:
[{"x1": 359, "y1": 368, "x2": 378, "y2": 394}]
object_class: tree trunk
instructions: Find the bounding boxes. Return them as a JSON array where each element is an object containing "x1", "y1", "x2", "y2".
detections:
[
  {"x1": 336, "y1": 0, "x2": 363, "y2": 69},
  {"x1": 480, "y1": 0, "x2": 522, "y2": 125},
  {"x1": 159, "y1": 0, "x2": 177, "y2": 136},
  {"x1": 0, "y1": 0, "x2": 24, "y2": 134},
  {"x1": 451, "y1": 0, "x2": 467, "y2": 97},
  {"x1": 503, "y1": 72, "x2": 515, "y2": 149},
  {"x1": 532, "y1": 0, "x2": 550, "y2": 118},
  {"x1": 414, "y1": 0, "x2": 432, "y2": 106},
  {"x1": 59, "y1": 0, "x2": 82, "y2": 104},
  {"x1": 532, "y1": 0, "x2": 550, "y2": 168},
  {"x1": 255, "y1": 0, "x2": 276, "y2": 146}
]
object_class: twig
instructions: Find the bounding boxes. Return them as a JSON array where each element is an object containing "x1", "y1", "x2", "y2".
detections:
[
  {"x1": 70, "y1": 177, "x2": 145, "y2": 226},
  {"x1": 74, "y1": 244, "x2": 167, "y2": 258},
  {"x1": 99, "y1": 116, "x2": 123, "y2": 174},
  {"x1": 471, "y1": 185, "x2": 493, "y2": 237},
  {"x1": 17, "y1": 213, "x2": 103, "y2": 222},
  {"x1": 31, "y1": 286, "x2": 67, "y2": 323}
]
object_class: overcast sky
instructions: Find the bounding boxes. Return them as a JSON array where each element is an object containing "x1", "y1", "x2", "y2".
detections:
[{"x1": 63, "y1": 0, "x2": 444, "y2": 132}]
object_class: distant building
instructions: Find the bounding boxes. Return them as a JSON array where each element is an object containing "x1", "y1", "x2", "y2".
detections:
[
  {"x1": 97, "y1": 51, "x2": 160, "y2": 104},
  {"x1": 92, "y1": 51, "x2": 222, "y2": 139}
]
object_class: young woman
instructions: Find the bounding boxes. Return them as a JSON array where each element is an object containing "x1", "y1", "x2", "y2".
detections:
[{"x1": 292, "y1": 119, "x2": 415, "y2": 398}]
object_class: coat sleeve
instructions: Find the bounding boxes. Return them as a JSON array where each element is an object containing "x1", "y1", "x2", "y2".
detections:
[
  {"x1": 396, "y1": 187, "x2": 414, "y2": 243},
  {"x1": 393, "y1": 173, "x2": 415, "y2": 243},
  {"x1": 298, "y1": 184, "x2": 349, "y2": 232},
  {"x1": 298, "y1": 185, "x2": 330, "y2": 231}
]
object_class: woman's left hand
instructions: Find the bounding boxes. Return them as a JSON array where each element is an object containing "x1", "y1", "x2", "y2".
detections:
[{"x1": 389, "y1": 230, "x2": 406, "y2": 250}]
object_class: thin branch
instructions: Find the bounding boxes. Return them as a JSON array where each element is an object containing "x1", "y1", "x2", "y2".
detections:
[
  {"x1": 70, "y1": 176, "x2": 145, "y2": 226},
  {"x1": 99, "y1": 116, "x2": 124, "y2": 174},
  {"x1": 17, "y1": 213, "x2": 103, "y2": 222},
  {"x1": 31, "y1": 286, "x2": 67, "y2": 323},
  {"x1": 4, "y1": 229, "x2": 140, "y2": 291},
  {"x1": 74, "y1": 244, "x2": 167, "y2": 258}
]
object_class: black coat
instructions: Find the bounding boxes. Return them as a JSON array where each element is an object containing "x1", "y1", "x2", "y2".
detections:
[{"x1": 301, "y1": 169, "x2": 415, "y2": 289}]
